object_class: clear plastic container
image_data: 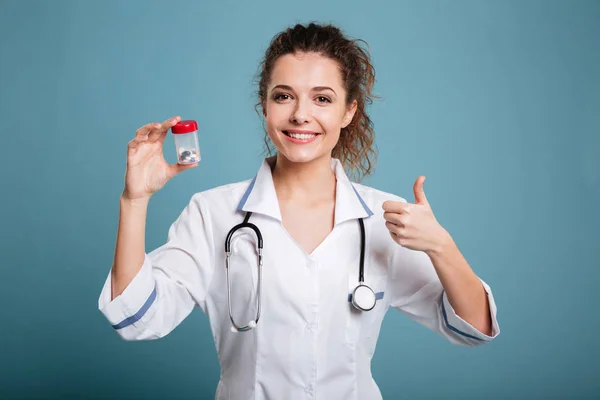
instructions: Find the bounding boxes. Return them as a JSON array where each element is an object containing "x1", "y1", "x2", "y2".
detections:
[{"x1": 171, "y1": 120, "x2": 201, "y2": 164}]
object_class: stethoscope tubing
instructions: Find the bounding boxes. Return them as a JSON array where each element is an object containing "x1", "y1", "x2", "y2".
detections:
[
  {"x1": 226, "y1": 212, "x2": 376, "y2": 332},
  {"x1": 225, "y1": 212, "x2": 263, "y2": 332}
]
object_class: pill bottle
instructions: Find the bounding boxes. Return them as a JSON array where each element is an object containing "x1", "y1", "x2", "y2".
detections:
[{"x1": 171, "y1": 120, "x2": 201, "y2": 164}]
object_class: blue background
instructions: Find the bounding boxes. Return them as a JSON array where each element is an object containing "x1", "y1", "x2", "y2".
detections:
[{"x1": 1, "y1": 0, "x2": 599, "y2": 398}]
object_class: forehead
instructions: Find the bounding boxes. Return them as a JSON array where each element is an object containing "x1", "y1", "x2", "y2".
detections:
[{"x1": 269, "y1": 52, "x2": 344, "y2": 90}]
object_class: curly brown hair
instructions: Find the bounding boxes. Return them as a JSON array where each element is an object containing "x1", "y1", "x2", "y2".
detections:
[{"x1": 255, "y1": 22, "x2": 378, "y2": 181}]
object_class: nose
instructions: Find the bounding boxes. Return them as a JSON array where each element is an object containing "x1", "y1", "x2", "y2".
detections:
[{"x1": 290, "y1": 98, "x2": 311, "y2": 124}]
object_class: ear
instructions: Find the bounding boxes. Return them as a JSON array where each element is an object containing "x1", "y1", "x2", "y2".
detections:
[{"x1": 342, "y1": 99, "x2": 358, "y2": 128}]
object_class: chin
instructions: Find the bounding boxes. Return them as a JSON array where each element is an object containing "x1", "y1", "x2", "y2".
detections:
[{"x1": 277, "y1": 148, "x2": 330, "y2": 165}]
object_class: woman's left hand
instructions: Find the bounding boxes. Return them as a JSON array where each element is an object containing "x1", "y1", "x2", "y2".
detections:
[{"x1": 382, "y1": 176, "x2": 451, "y2": 255}]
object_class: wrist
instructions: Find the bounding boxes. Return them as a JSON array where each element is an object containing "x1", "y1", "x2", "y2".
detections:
[
  {"x1": 426, "y1": 229, "x2": 454, "y2": 260},
  {"x1": 120, "y1": 193, "x2": 151, "y2": 208}
]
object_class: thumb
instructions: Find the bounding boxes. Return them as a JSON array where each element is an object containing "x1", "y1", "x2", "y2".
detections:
[
  {"x1": 167, "y1": 162, "x2": 198, "y2": 180},
  {"x1": 413, "y1": 175, "x2": 429, "y2": 205}
]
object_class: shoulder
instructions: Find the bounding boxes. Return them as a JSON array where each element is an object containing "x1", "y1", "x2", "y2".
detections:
[{"x1": 187, "y1": 178, "x2": 254, "y2": 211}]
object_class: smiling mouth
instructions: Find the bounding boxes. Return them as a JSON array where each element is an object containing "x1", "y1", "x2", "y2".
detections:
[{"x1": 282, "y1": 131, "x2": 321, "y2": 140}]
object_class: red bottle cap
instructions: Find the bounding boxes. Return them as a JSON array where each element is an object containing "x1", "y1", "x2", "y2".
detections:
[{"x1": 171, "y1": 120, "x2": 198, "y2": 134}]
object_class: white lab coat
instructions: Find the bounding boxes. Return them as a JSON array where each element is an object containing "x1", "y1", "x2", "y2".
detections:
[{"x1": 98, "y1": 157, "x2": 500, "y2": 400}]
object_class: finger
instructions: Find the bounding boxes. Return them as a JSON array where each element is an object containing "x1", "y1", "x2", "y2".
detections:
[
  {"x1": 389, "y1": 231, "x2": 409, "y2": 247},
  {"x1": 166, "y1": 161, "x2": 198, "y2": 180},
  {"x1": 149, "y1": 115, "x2": 180, "y2": 142},
  {"x1": 136, "y1": 122, "x2": 160, "y2": 138},
  {"x1": 128, "y1": 135, "x2": 149, "y2": 149},
  {"x1": 413, "y1": 176, "x2": 429, "y2": 205},
  {"x1": 383, "y1": 211, "x2": 405, "y2": 226},
  {"x1": 382, "y1": 200, "x2": 411, "y2": 214},
  {"x1": 385, "y1": 221, "x2": 405, "y2": 236}
]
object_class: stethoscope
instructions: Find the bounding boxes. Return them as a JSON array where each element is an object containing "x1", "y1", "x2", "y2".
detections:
[{"x1": 225, "y1": 212, "x2": 377, "y2": 333}]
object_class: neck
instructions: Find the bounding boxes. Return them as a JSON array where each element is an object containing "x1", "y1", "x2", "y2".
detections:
[{"x1": 271, "y1": 154, "x2": 336, "y2": 202}]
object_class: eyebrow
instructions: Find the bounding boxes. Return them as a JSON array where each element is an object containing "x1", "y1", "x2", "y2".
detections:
[{"x1": 271, "y1": 85, "x2": 337, "y2": 95}]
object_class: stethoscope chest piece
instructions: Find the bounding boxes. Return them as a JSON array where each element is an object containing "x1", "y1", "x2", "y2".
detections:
[{"x1": 351, "y1": 283, "x2": 376, "y2": 311}]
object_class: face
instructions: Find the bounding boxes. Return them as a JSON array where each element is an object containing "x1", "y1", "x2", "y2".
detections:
[{"x1": 263, "y1": 52, "x2": 357, "y2": 165}]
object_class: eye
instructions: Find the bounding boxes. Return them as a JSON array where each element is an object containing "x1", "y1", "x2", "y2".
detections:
[
  {"x1": 316, "y1": 96, "x2": 331, "y2": 104},
  {"x1": 274, "y1": 93, "x2": 291, "y2": 101}
]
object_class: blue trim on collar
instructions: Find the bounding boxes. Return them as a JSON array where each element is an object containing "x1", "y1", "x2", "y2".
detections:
[
  {"x1": 351, "y1": 184, "x2": 374, "y2": 216},
  {"x1": 237, "y1": 176, "x2": 257, "y2": 211}
]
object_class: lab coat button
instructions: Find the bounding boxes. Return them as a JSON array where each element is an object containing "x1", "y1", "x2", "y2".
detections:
[
  {"x1": 305, "y1": 385, "x2": 314, "y2": 395},
  {"x1": 306, "y1": 323, "x2": 317, "y2": 332}
]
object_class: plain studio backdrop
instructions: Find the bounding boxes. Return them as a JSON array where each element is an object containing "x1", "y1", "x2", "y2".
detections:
[{"x1": 1, "y1": 0, "x2": 598, "y2": 398}]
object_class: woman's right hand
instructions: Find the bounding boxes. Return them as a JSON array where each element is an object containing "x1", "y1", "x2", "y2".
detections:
[{"x1": 122, "y1": 115, "x2": 198, "y2": 201}]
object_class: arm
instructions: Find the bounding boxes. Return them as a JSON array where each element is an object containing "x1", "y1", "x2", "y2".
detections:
[
  {"x1": 98, "y1": 193, "x2": 216, "y2": 341},
  {"x1": 101, "y1": 116, "x2": 208, "y2": 340},
  {"x1": 426, "y1": 232, "x2": 492, "y2": 336},
  {"x1": 383, "y1": 177, "x2": 499, "y2": 346},
  {"x1": 111, "y1": 196, "x2": 150, "y2": 300},
  {"x1": 387, "y1": 243, "x2": 499, "y2": 347}
]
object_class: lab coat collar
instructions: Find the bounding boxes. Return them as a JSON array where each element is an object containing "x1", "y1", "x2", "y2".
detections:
[{"x1": 237, "y1": 157, "x2": 373, "y2": 224}]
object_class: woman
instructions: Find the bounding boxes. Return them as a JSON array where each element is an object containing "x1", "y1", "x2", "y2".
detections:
[{"x1": 99, "y1": 23, "x2": 499, "y2": 399}]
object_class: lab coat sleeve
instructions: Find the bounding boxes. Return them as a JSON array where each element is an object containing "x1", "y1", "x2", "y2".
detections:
[
  {"x1": 97, "y1": 193, "x2": 216, "y2": 341},
  {"x1": 387, "y1": 246, "x2": 500, "y2": 346}
]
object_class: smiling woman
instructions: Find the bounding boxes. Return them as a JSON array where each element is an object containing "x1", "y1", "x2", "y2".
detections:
[
  {"x1": 263, "y1": 52, "x2": 357, "y2": 167},
  {"x1": 99, "y1": 21, "x2": 500, "y2": 400},
  {"x1": 255, "y1": 23, "x2": 377, "y2": 182}
]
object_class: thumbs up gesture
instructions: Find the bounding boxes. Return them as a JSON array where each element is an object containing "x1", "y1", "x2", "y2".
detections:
[{"x1": 382, "y1": 176, "x2": 450, "y2": 254}]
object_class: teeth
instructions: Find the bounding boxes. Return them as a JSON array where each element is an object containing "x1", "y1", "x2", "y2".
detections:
[{"x1": 288, "y1": 132, "x2": 316, "y2": 140}]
